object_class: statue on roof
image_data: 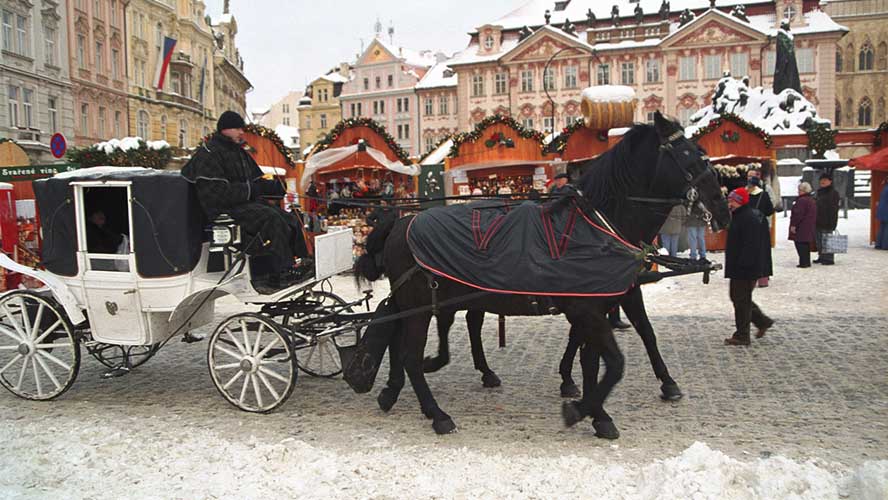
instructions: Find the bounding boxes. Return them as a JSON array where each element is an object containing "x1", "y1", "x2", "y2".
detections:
[
  {"x1": 586, "y1": 8, "x2": 596, "y2": 26},
  {"x1": 562, "y1": 18, "x2": 576, "y2": 36},
  {"x1": 611, "y1": 5, "x2": 620, "y2": 26},
  {"x1": 730, "y1": 5, "x2": 749, "y2": 22},
  {"x1": 659, "y1": 1, "x2": 670, "y2": 21},
  {"x1": 678, "y1": 8, "x2": 695, "y2": 27},
  {"x1": 519, "y1": 25, "x2": 534, "y2": 41},
  {"x1": 635, "y1": 4, "x2": 644, "y2": 24},
  {"x1": 545, "y1": 9, "x2": 551, "y2": 25},
  {"x1": 773, "y1": 21, "x2": 802, "y2": 94},
  {"x1": 709, "y1": 0, "x2": 717, "y2": 8}
]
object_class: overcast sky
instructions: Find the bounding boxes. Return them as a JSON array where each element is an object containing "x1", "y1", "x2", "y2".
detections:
[{"x1": 204, "y1": 0, "x2": 522, "y2": 113}]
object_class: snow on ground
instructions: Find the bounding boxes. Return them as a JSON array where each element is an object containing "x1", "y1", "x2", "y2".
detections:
[{"x1": 1, "y1": 422, "x2": 885, "y2": 500}]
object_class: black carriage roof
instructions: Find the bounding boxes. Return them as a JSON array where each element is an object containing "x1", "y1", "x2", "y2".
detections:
[{"x1": 35, "y1": 166, "x2": 205, "y2": 278}]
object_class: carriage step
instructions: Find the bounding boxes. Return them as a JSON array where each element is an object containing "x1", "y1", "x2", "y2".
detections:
[
  {"x1": 182, "y1": 332, "x2": 205, "y2": 344},
  {"x1": 102, "y1": 366, "x2": 131, "y2": 379}
]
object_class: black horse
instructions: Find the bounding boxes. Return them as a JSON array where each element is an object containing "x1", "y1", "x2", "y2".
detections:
[{"x1": 355, "y1": 113, "x2": 730, "y2": 438}]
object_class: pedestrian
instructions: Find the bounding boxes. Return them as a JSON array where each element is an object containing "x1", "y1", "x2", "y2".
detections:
[
  {"x1": 877, "y1": 182, "x2": 888, "y2": 250},
  {"x1": 747, "y1": 176, "x2": 774, "y2": 286},
  {"x1": 814, "y1": 173, "x2": 841, "y2": 265},
  {"x1": 549, "y1": 173, "x2": 571, "y2": 195},
  {"x1": 659, "y1": 205, "x2": 686, "y2": 257},
  {"x1": 724, "y1": 187, "x2": 774, "y2": 346},
  {"x1": 789, "y1": 182, "x2": 816, "y2": 268},
  {"x1": 686, "y1": 203, "x2": 709, "y2": 261}
]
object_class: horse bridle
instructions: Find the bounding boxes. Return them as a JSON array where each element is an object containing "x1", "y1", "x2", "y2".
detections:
[{"x1": 626, "y1": 130, "x2": 716, "y2": 223}]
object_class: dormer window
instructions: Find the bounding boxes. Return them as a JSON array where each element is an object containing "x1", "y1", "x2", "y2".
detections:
[
  {"x1": 484, "y1": 35, "x2": 494, "y2": 50},
  {"x1": 783, "y1": 4, "x2": 797, "y2": 22}
]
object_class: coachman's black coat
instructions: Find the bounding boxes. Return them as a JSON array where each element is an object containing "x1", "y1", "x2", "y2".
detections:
[{"x1": 181, "y1": 133, "x2": 306, "y2": 271}]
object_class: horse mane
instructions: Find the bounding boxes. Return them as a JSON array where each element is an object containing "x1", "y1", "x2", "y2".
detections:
[{"x1": 575, "y1": 124, "x2": 658, "y2": 208}]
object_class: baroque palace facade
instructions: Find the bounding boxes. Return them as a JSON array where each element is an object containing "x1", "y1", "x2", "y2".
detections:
[{"x1": 442, "y1": 0, "x2": 847, "y2": 138}]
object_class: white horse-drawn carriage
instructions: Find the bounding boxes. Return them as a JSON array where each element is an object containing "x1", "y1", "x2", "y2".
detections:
[{"x1": 0, "y1": 167, "x2": 369, "y2": 412}]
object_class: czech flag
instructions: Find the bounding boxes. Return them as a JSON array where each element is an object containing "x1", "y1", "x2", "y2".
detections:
[{"x1": 153, "y1": 36, "x2": 177, "y2": 90}]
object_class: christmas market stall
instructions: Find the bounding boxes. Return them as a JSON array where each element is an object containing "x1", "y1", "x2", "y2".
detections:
[
  {"x1": 848, "y1": 122, "x2": 888, "y2": 246},
  {"x1": 445, "y1": 115, "x2": 553, "y2": 198},
  {"x1": 241, "y1": 123, "x2": 300, "y2": 193}
]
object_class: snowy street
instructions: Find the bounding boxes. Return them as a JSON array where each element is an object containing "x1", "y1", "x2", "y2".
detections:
[{"x1": 1, "y1": 210, "x2": 887, "y2": 499}]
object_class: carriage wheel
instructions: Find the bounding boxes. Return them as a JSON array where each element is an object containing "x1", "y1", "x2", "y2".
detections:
[
  {"x1": 0, "y1": 291, "x2": 80, "y2": 401},
  {"x1": 87, "y1": 343, "x2": 160, "y2": 370},
  {"x1": 291, "y1": 291, "x2": 357, "y2": 378},
  {"x1": 207, "y1": 313, "x2": 296, "y2": 413}
]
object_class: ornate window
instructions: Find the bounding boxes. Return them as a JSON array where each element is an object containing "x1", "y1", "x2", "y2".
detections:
[
  {"x1": 483, "y1": 35, "x2": 494, "y2": 50},
  {"x1": 730, "y1": 52, "x2": 748, "y2": 77},
  {"x1": 137, "y1": 110, "x2": 149, "y2": 138},
  {"x1": 564, "y1": 66, "x2": 578, "y2": 89},
  {"x1": 679, "y1": 56, "x2": 696, "y2": 81},
  {"x1": 98, "y1": 106, "x2": 106, "y2": 137},
  {"x1": 44, "y1": 27, "x2": 57, "y2": 66},
  {"x1": 179, "y1": 119, "x2": 187, "y2": 148},
  {"x1": 645, "y1": 59, "x2": 660, "y2": 83},
  {"x1": 597, "y1": 64, "x2": 610, "y2": 85},
  {"x1": 859, "y1": 43, "x2": 874, "y2": 71},
  {"x1": 48, "y1": 96, "x2": 58, "y2": 132},
  {"x1": 543, "y1": 67, "x2": 556, "y2": 91},
  {"x1": 621, "y1": 62, "x2": 635, "y2": 85},
  {"x1": 858, "y1": 97, "x2": 872, "y2": 127},
  {"x1": 22, "y1": 89, "x2": 32, "y2": 128},
  {"x1": 704, "y1": 54, "x2": 721, "y2": 80},
  {"x1": 472, "y1": 73, "x2": 486, "y2": 97},
  {"x1": 796, "y1": 48, "x2": 815, "y2": 73},
  {"x1": 835, "y1": 48, "x2": 843, "y2": 73},
  {"x1": 81, "y1": 103, "x2": 90, "y2": 135},
  {"x1": 424, "y1": 97, "x2": 433, "y2": 116},
  {"x1": 520, "y1": 70, "x2": 534, "y2": 92},
  {"x1": 495, "y1": 72, "x2": 507, "y2": 94},
  {"x1": 438, "y1": 95, "x2": 448, "y2": 115}
]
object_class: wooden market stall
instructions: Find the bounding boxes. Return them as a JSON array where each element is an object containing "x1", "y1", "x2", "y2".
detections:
[
  {"x1": 445, "y1": 115, "x2": 555, "y2": 197},
  {"x1": 848, "y1": 122, "x2": 888, "y2": 245},
  {"x1": 242, "y1": 123, "x2": 301, "y2": 191}
]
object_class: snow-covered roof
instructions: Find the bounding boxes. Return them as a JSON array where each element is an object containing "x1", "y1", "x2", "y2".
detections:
[
  {"x1": 448, "y1": 37, "x2": 521, "y2": 66},
  {"x1": 421, "y1": 139, "x2": 453, "y2": 165},
  {"x1": 373, "y1": 37, "x2": 438, "y2": 68},
  {"x1": 750, "y1": 9, "x2": 848, "y2": 36},
  {"x1": 416, "y1": 62, "x2": 458, "y2": 90},
  {"x1": 592, "y1": 37, "x2": 663, "y2": 52},
  {"x1": 320, "y1": 72, "x2": 349, "y2": 84},
  {"x1": 582, "y1": 85, "x2": 636, "y2": 103},
  {"x1": 685, "y1": 76, "x2": 829, "y2": 138},
  {"x1": 487, "y1": 0, "x2": 771, "y2": 33},
  {"x1": 662, "y1": 6, "x2": 771, "y2": 45},
  {"x1": 273, "y1": 124, "x2": 300, "y2": 149},
  {"x1": 95, "y1": 137, "x2": 170, "y2": 153},
  {"x1": 56, "y1": 166, "x2": 151, "y2": 179}
]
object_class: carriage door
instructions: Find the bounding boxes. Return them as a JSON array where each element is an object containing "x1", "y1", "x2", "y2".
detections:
[{"x1": 73, "y1": 182, "x2": 145, "y2": 344}]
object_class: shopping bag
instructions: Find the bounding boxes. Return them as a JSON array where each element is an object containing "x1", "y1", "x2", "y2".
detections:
[{"x1": 822, "y1": 231, "x2": 848, "y2": 254}]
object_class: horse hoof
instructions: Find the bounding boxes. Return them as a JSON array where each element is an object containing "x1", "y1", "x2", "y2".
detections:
[
  {"x1": 422, "y1": 356, "x2": 447, "y2": 373},
  {"x1": 482, "y1": 372, "x2": 502, "y2": 388},
  {"x1": 433, "y1": 417, "x2": 457, "y2": 435},
  {"x1": 561, "y1": 401, "x2": 583, "y2": 428},
  {"x1": 660, "y1": 382, "x2": 683, "y2": 401},
  {"x1": 377, "y1": 388, "x2": 399, "y2": 413},
  {"x1": 560, "y1": 382, "x2": 581, "y2": 398},
  {"x1": 593, "y1": 420, "x2": 620, "y2": 440}
]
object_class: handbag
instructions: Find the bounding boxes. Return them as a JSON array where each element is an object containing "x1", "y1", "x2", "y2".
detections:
[{"x1": 821, "y1": 231, "x2": 848, "y2": 254}]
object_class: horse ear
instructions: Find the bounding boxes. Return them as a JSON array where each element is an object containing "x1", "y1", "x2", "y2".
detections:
[{"x1": 653, "y1": 111, "x2": 679, "y2": 141}]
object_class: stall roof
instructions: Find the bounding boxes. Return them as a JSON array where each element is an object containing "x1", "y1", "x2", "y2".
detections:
[{"x1": 849, "y1": 147, "x2": 888, "y2": 172}]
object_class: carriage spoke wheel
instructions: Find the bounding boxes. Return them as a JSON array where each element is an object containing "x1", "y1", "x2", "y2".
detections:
[
  {"x1": 289, "y1": 290, "x2": 357, "y2": 378},
  {"x1": 208, "y1": 313, "x2": 296, "y2": 413},
  {"x1": 0, "y1": 291, "x2": 80, "y2": 401}
]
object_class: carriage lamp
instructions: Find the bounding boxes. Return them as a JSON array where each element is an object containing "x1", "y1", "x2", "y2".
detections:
[{"x1": 209, "y1": 214, "x2": 241, "y2": 252}]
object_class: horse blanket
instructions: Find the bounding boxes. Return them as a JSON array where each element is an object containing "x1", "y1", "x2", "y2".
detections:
[{"x1": 406, "y1": 200, "x2": 644, "y2": 297}]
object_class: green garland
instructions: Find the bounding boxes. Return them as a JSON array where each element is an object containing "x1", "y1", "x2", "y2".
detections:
[
  {"x1": 448, "y1": 115, "x2": 547, "y2": 158},
  {"x1": 67, "y1": 140, "x2": 172, "y2": 170},
  {"x1": 806, "y1": 122, "x2": 838, "y2": 159},
  {"x1": 690, "y1": 113, "x2": 773, "y2": 148},
  {"x1": 312, "y1": 117, "x2": 411, "y2": 164},
  {"x1": 544, "y1": 120, "x2": 585, "y2": 155},
  {"x1": 244, "y1": 124, "x2": 297, "y2": 167},
  {"x1": 0, "y1": 137, "x2": 14, "y2": 145},
  {"x1": 874, "y1": 121, "x2": 888, "y2": 148},
  {"x1": 418, "y1": 135, "x2": 454, "y2": 164}
]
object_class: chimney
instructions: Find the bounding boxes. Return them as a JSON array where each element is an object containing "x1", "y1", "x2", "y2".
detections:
[{"x1": 339, "y1": 62, "x2": 350, "y2": 77}]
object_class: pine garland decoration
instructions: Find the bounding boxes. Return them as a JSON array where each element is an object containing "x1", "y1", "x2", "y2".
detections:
[
  {"x1": 806, "y1": 121, "x2": 838, "y2": 159},
  {"x1": 448, "y1": 115, "x2": 547, "y2": 158},
  {"x1": 874, "y1": 121, "x2": 888, "y2": 148},
  {"x1": 544, "y1": 120, "x2": 586, "y2": 154},
  {"x1": 67, "y1": 140, "x2": 172, "y2": 170},
  {"x1": 312, "y1": 117, "x2": 411, "y2": 164},
  {"x1": 690, "y1": 113, "x2": 773, "y2": 148}
]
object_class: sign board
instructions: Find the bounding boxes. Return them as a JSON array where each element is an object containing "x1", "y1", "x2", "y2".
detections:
[
  {"x1": 0, "y1": 163, "x2": 78, "y2": 182},
  {"x1": 50, "y1": 133, "x2": 67, "y2": 159},
  {"x1": 313, "y1": 227, "x2": 354, "y2": 281}
]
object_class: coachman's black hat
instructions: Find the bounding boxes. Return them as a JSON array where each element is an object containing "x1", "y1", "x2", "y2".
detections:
[
  {"x1": 554, "y1": 173, "x2": 570, "y2": 180},
  {"x1": 217, "y1": 111, "x2": 246, "y2": 131}
]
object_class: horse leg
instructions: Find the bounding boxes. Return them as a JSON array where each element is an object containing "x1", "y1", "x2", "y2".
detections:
[
  {"x1": 465, "y1": 310, "x2": 501, "y2": 388},
  {"x1": 403, "y1": 313, "x2": 456, "y2": 434},
  {"x1": 423, "y1": 310, "x2": 455, "y2": 373},
  {"x1": 377, "y1": 329, "x2": 405, "y2": 413},
  {"x1": 558, "y1": 325, "x2": 582, "y2": 398},
  {"x1": 562, "y1": 314, "x2": 624, "y2": 439},
  {"x1": 621, "y1": 286, "x2": 682, "y2": 401}
]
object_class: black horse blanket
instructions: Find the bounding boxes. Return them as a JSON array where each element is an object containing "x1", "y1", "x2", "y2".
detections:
[{"x1": 407, "y1": 200, "x2": 644, "y2": 297}]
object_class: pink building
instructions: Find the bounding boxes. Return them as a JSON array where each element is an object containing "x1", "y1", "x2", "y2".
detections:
[
  {"x1": 447, "y1": 0, "x2": 847, "y2": 133},
  {"x1": 339, "y1": 37, "x2": 441, "y2": 155},
  {"x1": 416, "y1": 61, "x2": 459, "y2": 155}
]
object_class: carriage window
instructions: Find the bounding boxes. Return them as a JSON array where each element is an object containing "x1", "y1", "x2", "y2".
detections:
[{"x1": 83, "y1": 186, "x2": 131, "y2": 272}]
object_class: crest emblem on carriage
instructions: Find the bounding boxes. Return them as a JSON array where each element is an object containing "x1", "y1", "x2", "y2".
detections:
[{"x1": 105, "y1": 301, "x2": 119, "y2": 316}]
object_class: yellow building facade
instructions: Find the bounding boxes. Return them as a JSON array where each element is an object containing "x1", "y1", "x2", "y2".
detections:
[{"x1": 298, "y1": 65, "x2": 350, "y2": 150}]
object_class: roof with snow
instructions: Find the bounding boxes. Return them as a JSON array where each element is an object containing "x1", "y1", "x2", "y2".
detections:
[
  {"x1": 372, "y1": 37, "x2": 438, "y2": 68},
  {"x1": 273, "y1": 125, "x2": 300, "y2": 149},
  {"x1": 320, "y1": 72, "x2": 350, "y2": 84},
  {"x1": 416, "y1": 62, "x2": 458, "y2": 90},
  {"x1": 685, "y1": 76, "x2": 829, "y2": 138}
]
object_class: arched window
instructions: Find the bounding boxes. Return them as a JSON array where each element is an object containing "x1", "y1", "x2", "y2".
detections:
[
  {"x1": 137, "y1": 110, "x2": 149, "y2": 138},
  {"x1": 835, "y1": 101, "x2": 842, "y2": 127},
  {"x1": 160, "y1": 115, "x2": 167, "y2": 139},
  {"x1": 178, "y1": 119, "x2": 187, "y2": 147},
  {"x1": 859, "y1": 43, "x2": 874, "y2": 71},
  {"x1": 879, "y1": 42, "x2": 888, "y2": 71},
  {"x1": 835, "y1": 48, "x2": 843, "y2": 72},
  {"x1": 858, "y1": 97, "x2": 873, "y2": 127}
]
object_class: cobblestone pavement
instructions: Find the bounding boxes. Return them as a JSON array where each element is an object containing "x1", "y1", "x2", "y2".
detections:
[{"x1": 1, "y1": 211, "x2": 886, "y2": 474}]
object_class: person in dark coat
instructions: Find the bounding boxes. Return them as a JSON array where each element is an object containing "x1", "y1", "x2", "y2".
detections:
[
  {"x1": 814, "y1": 173, "x2": 841, "y2": 265},
  {"x1": 724, "y1": 187, "x2": 774, "y2": 346},
  {"x1": 549, "y1": 173, "x2": 571, "y2": 195},
  {"x1": 789, "y1": 182, "x2": 817, "y2": 268},
  {"x1": 877, "y1": 182, "x2": 888, "y2": 250},
  {"x1": 747, "y1": 176, "x2": 774, "y2": 286},
  {"x1": 181, "y1": 111, "x2": 310, "y2": 289},
  {"x1": 85, "y1": 209, "x2": 123, "y2": 254}
]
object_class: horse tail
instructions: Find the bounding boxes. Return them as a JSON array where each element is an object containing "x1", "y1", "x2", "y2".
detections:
[{"x1": 354, "y1": 208, "x2": 399, "y2": 284}]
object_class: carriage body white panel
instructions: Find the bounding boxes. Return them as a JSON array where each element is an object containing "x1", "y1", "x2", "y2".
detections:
[{"x1": 314, "y1": 227, "x2": 354, "y2": 281}]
